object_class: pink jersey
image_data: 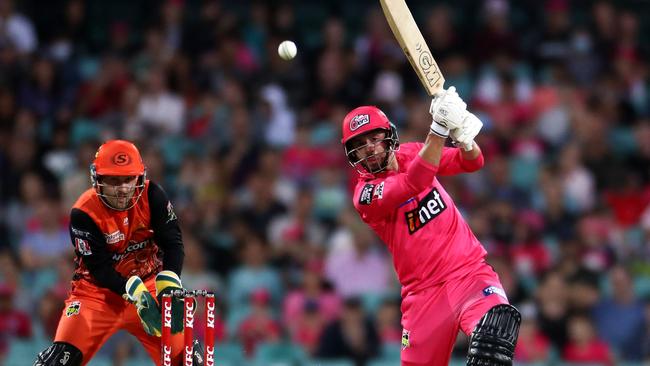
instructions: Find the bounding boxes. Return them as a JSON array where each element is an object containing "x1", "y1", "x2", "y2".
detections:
[{"x1": 353, "y1": 142, "x2": 488, "y2": 297}]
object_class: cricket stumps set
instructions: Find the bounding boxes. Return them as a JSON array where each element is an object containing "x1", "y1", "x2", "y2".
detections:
[{"x1": 161, "y1": 290, "x2": 215, "y2": 366}]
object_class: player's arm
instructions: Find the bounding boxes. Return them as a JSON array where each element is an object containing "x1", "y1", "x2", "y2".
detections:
[
  {"x1": 406, "y1": 141, "x2": 484, "y2": 176},
  {"x1": 70, "y1": 209, "x2": 127, "y2": 295},
  {"x1": 148, "y1": 181, "x2": 184, "y2": 274},
  {"x1": 355, "y1": 87, "x2": 468, "y2": 219},
  {"x1": 437, "y1": 144, "x2": 485, "y2": 176},
  {"x1": 147, "y1": 181, "x2": 188, "y2": 334}
]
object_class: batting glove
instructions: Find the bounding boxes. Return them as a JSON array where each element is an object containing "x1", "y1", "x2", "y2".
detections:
[
  {"x1": 125, "y1": 276, "x2": 162, "y2": 337},
  {"x1": 450, "y1": 111, "x2": 483, "y2": 151},
  {"x1": 155, "y1": 270, "x2": 192, "y2": 334},
  {"x1": 429, "y1": 86, "x2": 468, "y2": 138}
]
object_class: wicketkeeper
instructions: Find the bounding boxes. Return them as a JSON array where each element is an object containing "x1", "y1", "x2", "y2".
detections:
[{"x1": 34, "y1": 140, "x2": 204, "y2": 366}]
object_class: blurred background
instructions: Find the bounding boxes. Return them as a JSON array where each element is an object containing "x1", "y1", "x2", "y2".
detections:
[{"x1": 0, "y1": 0, "x2": 649, "y2": 365}]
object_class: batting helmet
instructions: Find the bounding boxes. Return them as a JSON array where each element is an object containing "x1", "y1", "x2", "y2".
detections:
[{"x1": 341, "y1": 106, "x2": 399, "y2": 175}]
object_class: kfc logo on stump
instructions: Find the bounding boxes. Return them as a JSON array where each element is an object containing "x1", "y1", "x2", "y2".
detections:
[
  {"x1": 185, "y1": 300, "x2": 195, "y2": 328},
  {"x1": 184, "y1": 298, "x2": 195, "y2": 366},
  {"x1": 185, "y1": 346, "x2": 193, "y2": 366},
  {"x1": 206, "y1": 346, "x2": 215, "y2": 366},
  {"x1": 162, "y1": 346, "x2": 172, "y2": 366},
  {"x1": 163, "y1": 299, "x2": 172, "y2": 329},
  {"x1": 206, "y1": 300, "x2": 215, "y2": 365},
  {"x1": 206, "y1": 300, "x2": 215, "y2": 330}
]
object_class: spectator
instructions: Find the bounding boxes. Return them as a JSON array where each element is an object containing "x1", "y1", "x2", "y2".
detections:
[
  {"x1": 18, "y1": 56, "x2": 72, "y2": 119},
  {"x1": 316, "y1": 297, "x2": 380, "y2": 366},
  {"x1": 0, "y1": 0, "x2": 37, "y2": 55},
  {"x1": 593, "y1": 265, "x2": 645, "y2": 361},
  {"x1": 291, "y1": 299, "x2": 326, "y2": 356},
  {"x1": 536, "y1": 270, "x2": 570, "y2": 349},
  {"x1": 134, "y1": 66, "x2": 185, "y2": 136},
  {"x1": 642, "y1": 300, "x2": 650, "y2": 361},
  {"x1": 260, "y1": 84, "x2": 296, "y2": 148},
  {"x1": 471, "y1": 0, "x2": 518, "y2": 64},
  {"x1": 18, "y1": 196, "x2": 70, "y2": 272},
  {"x1": 0, "y1": 284, "x2": 32, "y2": 360},
  {"x1": 228, "y1": 235, "x2": 283, "y2": 309},
  {"x1": 283, "y1": 261, "x2": 341, "y2": 344},
  {"x1": 325, "y1": 216, "x2": 391, "y2": 298},
  {"x1": 237, "y1": 172, "x2": 287, "y2": 239},
  {"x1": 514, "y1": 303, "x2": 552, "y2": 363},
  {"x1": 563, "y1": 313, "x2": 614, "y2": 365},
  {"x1": 268, "y1": 187, "x2": 325, "y2": 263},
  {"x1": 375, "y1": 298, "x2": 401, "y2": 345},
  {"x1": 237, "y1": 288, "x2": 281, "y2": 357},
  {"x1": 567, "y1": 268, "x2": 600, "y2": 312},
  {"x1": 558, "y1": 144, "x2": 596, "y2": 214},
  {"x1": 36, "y1": 254, "x2": 73, "y2": 339},
  {"x1": 510, "y1": 210, "x2": 552, "y2": 278}
]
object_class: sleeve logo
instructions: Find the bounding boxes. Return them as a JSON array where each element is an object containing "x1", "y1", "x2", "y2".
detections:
[
  {"x1": 401, "y1": 329, "x2": 411, "y2": 350},
  {"x1": 359, "y1": 184, "x2": 375, "y2": 205},
  {"x1": 482, "y1": 286, "x2": 508, "y2": 300},
  {"x1": 405, "y1": 188, "x2": 446, "y2": 234},
  {"x1": 71, "y1": 227, "x2": 91, "y2": 238},
  {"x1": 65, "y1": 301, "x2": 81, "y2": 317},
  {"x1": 166, "y1": 201, "x2": 177, "y2": 223},
  {"x1": 373, "y1": 182, "x2": 385, "y2": 200},
  {"x1": 75, "y1": 238, "x2": 92, "y2": 256}
]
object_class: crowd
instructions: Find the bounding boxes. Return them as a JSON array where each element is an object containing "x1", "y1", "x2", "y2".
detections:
[{"x1": 1, "y1": 0, "x2": 649, "y2": 364}]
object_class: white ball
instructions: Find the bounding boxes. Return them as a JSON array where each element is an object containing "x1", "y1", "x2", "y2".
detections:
[{"x1": 278, "y1": 40, "x2": 297, "y2": 61}]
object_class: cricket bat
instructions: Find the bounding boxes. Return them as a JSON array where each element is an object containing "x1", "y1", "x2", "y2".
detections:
[
  {"x1": 380, "y1": 0, "x2": 476, "y2": 150},
  {"x1": 380, "y1": 0, "x2": 445, "y2": 96}
]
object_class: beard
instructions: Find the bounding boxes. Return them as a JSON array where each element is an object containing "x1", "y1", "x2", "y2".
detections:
[
  {"x1": 361, "y1": 151, "x2": 390, "y2": 173},
  {"x1": 105, "y1": 191, "x2": 135, "y2": 209}
]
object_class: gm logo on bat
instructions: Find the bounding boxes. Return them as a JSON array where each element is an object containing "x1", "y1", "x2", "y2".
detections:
[{"x1": 415, "y1": 43, "x2": 442, "y2": 88}]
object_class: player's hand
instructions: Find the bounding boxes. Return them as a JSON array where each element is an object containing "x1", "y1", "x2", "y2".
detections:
[
  {"x1": 155, "y1": 270, "x2": 192, "y2": 334},
  {"x1": 450, "y1": 111, "x2": 483, "y2": 151},
  {"x1": 429, "y1": 86, "x2": 468, "y2": 138},
  {"x1": 125, "y1": 276, "x2": 162, "y2": 337}
]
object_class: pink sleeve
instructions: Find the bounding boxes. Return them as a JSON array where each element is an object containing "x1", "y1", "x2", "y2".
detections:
[
  {"x1": 438, "y1": 147, "x2": 484, "y2": 176},
  {"x1": 354, "y1": 155, "x2": 438, "y2": 220}
]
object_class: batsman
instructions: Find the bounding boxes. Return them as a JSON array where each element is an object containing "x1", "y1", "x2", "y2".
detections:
[
  {"x1": 34, "y1": 140, "x2": 204, "y2": 366},
  {"x1": 342, "y1": 87, "x2": 520, "y2": 365}
]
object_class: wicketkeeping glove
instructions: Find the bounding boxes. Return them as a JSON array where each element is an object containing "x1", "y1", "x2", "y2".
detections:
[
  {"x1": 156, "y1": 270, "x2": 192, "y2": 334},
  {"x1": 125, "y1": 276, "x2": 162, "y2": 337},
  {"x1": 429, "y1": 86, "x2": 468, "y2": 138}
]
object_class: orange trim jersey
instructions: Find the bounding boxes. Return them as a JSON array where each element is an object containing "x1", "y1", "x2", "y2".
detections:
[{"x1": 69, "y1": 180, "x2": 184, "y2": 295}]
